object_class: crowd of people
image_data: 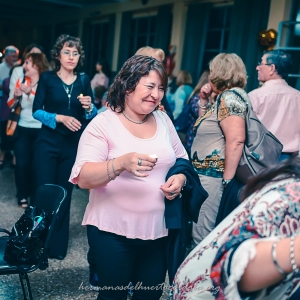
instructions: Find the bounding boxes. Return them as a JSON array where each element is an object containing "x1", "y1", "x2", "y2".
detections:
[{"x1": 1, "y1": 33, "x2": 300, "y2": 300}]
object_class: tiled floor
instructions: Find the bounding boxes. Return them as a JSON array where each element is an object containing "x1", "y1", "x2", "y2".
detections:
[{"x1": 0, "y1": 165, "x2": 169, "y2": 300}]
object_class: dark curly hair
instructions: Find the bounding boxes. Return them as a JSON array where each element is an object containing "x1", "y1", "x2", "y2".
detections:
[
  {"x1": 51, "y1": 34, "x2": 85, "y2": 72},
  {"x1": 108, "y1": 55, "x2": 168, "y2": 113},
  {"x1": 240, "y1": 156, "x2": 300, "y2": 201}
]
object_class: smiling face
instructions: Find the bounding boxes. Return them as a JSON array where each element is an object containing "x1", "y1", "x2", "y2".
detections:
[
  {"x1": 58, "y1": 43, "x2": 80, "y2": 72},
  {"x1": 23, "y1": 57, "x2": 39, "y2": 78},
  {"x1": 125, "y1": 70, "x2": 165, "y2": 115}
]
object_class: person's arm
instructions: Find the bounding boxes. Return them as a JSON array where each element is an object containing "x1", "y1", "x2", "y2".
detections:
[
  {"x1": 218, "y1": 92, "x2": 247, "y2": 181},
  {"x1": 69, "y1": 115, "x2": 157, "y2": 189},
  {"x1": 9, "y1": 67, "x2": 23, "y2": 101},
  {"x1": 198, "y1": 84, "x2": 211, "y2": 117},
  {"x1": 77, "y1": 152, "x2": 156, "y2": 189},
  {"x1": 220, "y1": 116, "x2": 245, "y2": 180},
  {"x1": 238, "y1": 237, "x2": 300, "y2": 292},
  {"x1": 172, "y1": 87, "x2": 186, "y2": 119},
  {"x1": 82, "y1": 74, "x2": 97, "y2": 119}
]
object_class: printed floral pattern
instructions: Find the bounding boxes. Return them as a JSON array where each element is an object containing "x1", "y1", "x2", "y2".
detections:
[{"x1": 171, "y1": 178, "x2": 300, "y2": 300}]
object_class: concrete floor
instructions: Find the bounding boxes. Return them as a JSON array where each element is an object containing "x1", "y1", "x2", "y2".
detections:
[{"x1": 0, "y1": 164, "x2": 169, "y2": 300}]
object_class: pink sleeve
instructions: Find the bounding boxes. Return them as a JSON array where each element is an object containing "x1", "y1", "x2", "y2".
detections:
[
  {"x1": 69, "y1": 114, "x2": 109, "y2": 184},
  {"x1": 248, "y1": 90, "x2": 259, "y2": 115},
  {"x1": 90, "y1": 74, "x2": 97, "y2": 90},
  {"x1": 164, "y1": 113, "x2": 189, "y2": 160}
]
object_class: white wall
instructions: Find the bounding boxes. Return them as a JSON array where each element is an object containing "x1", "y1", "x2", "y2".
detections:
[{"x1": 267, "y1": 0, "x2": 293, "y2": 30}]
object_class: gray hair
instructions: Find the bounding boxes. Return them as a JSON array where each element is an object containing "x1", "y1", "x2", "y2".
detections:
[
  {"x1": 265, "y1": 50, "x2": 292, "y2": 78},
  {"x1": 4, "y1": 45, "x2": 19, "y2": 56}
]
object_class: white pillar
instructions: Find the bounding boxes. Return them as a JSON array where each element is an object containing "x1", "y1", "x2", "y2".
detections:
[{"x1": 170, "y1": 2, "x2": 187, "y2": 75}]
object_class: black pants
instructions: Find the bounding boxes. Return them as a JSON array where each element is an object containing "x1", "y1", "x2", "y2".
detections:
[
  {"x1": 34, "y1": 127, "x2": 80, "y2": 257},
  {"x1": 14, "y1": 126, "x2": 40, "y2": 202},
  {"x1": 0, "y1": 120, "x2": 14, "y2": 152},
  {"x1": 87, "y1": 226, "x2": 167, "y2": 300}
]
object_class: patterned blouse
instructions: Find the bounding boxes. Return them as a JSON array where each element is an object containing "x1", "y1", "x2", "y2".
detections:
[
  {"x1": 191, "y1": 87, "x2": 248, "y2": 178},
  {"x1": 171, "y1": 177, "x2": 300, "y2": 300}
]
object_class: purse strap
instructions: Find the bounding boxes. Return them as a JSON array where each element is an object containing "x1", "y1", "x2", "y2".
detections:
[{"x1": 0, "y1": 228, "x2": 10, "y2": 235}]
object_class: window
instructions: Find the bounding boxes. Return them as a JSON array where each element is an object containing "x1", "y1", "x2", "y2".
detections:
[
  {"x1": 201, "y1": 6, "x2": 232, "y2": 71},
  {"x1": 129, "y1": 16, "x2": 156, "y2": 57},
  {"x1": 85, "y1": 22, "x2": 109, "y2": 77}
]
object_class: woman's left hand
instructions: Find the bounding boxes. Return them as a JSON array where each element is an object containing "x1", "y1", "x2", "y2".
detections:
[
  {"x1": 78, "y1": 94, "x2": 92, "y2": 110},
  {"x1": 19, "y1": 84, "x2": 32, "y2": 96},
  {"x1": 160, "y1": 174, "x2": 186, "y2": 200}
]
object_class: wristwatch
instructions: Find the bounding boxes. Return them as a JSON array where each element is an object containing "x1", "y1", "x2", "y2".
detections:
[{"x1": 222, "y1": 179, "x2": 232, "y2": 188}]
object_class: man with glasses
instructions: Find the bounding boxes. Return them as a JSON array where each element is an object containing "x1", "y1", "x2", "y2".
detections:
[{"x1": 249, "y1": 50, "x2": 300, "y2": 161}]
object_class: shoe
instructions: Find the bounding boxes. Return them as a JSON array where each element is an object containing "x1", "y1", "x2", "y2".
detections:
[
  {"x1": 18, "y1": 198, "x2": 28, "y2": 208},
  {"x1": 89, "y1": 273, "x2": 100, "y2": 290}
]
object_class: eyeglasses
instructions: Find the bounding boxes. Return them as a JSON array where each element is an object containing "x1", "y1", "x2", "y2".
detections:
[
  {"x1": 61, "y1": 51, "x2": 80, "y2": 58},
  {"x1": 257, "y1": 62, "x2": 272, "y2": 67}
]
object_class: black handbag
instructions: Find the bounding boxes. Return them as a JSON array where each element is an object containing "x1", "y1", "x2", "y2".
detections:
[{"x1": 4, "y1": 206, "x2": 49, "y2": 265}]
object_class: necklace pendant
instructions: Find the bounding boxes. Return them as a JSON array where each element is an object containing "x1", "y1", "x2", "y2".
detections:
[
  {"x1": 68, "y1": 94, "x2": 71, "y2": 98},
  {"x1": 66, "y1": 87, "x2": 69, "y2": 93}
]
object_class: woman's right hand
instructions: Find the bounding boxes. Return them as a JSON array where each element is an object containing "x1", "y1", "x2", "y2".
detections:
[
  {"x1": 56, "y1": 114, "x2": 82, "y2": 132},
  {"x1": 117, "y1": 153, "x2": 157, "y2": 177},
  {"x1": 199, "y1": 84, "x2": 212, "y2": 100},
  {"x1": 14, "y1": 87, "x2": 22, "y2": 98}
]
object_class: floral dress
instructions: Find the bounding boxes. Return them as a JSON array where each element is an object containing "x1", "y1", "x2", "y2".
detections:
[
  {"x1": 171, "y1": 177, "x2": 300, "y2": 300},
  {"x1": 191, "y1": 87, "x2": 248, "y2": 244}
]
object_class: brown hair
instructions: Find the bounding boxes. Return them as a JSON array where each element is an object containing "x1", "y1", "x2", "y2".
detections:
[
  {"x1": 51, "y1": 34, "x2": 85, "y2": 72},
  {"x1": 108, "y1": 55, "x2": 168, "y2": 113},
  {"x1": 25, "y1": 53, "x2": 49, "y2": 75},
  {"x1": 176, "y1": 70, "x2": 193, "y2": 86},
  {"x1": 240, "y1": 156, "x2": 300, "y2": 201},
  {"x1": 209, "y1": 53, "x2": 247, "y2": 91}
]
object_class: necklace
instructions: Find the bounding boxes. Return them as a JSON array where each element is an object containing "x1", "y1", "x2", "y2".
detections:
[
  {"x1": 58, "y1": 73, "x2": 75, "y2": 110},
  {"x1": 30, "y1": 81, "x2": 38, "y2": 87},
  {"x1": 62, "y1": 82, "x2": 74, "y2": 109},
  {"x1": 122, "y1": 111, "x2": 150, "y2": 124}
]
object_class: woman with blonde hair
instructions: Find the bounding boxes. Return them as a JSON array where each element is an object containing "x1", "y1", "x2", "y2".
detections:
[{"x1": 191, "y1": 53, "x2": 248, "y2": 244}]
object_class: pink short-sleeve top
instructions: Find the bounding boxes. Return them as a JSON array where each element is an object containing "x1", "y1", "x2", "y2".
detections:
[{"x1": 70, "y1": 109, "x2": 188, "y2": 240}]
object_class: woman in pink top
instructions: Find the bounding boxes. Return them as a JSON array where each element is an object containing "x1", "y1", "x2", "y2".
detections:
[
  {"x1": 70, "y1": 55, "x2": 188, "y2": 300},
  {"x1": 90, "y1": 59, "x2": 110, "y2": 89}
]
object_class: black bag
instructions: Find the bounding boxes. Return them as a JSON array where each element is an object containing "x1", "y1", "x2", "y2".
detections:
[
  {"x1": 4, "y1": 206, "x2": 49, "y2": 266},
  {"x1": 218, "y1": 89, "x2": 283, "y2": 184}
]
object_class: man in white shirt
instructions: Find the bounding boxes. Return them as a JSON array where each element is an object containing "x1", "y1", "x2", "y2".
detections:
[{"x1": 248, "y1": 50, "x2": 300, "y2": 161}]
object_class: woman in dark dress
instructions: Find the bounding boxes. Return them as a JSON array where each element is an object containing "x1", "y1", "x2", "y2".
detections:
[{"x1": 32, "y1": 34, "x2": 97, "y2": 259}]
